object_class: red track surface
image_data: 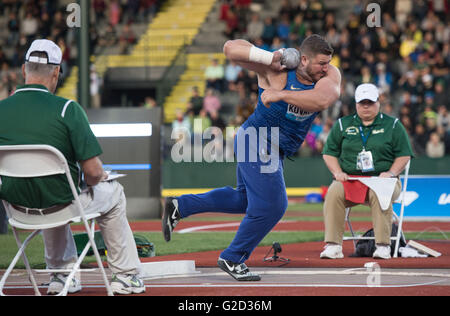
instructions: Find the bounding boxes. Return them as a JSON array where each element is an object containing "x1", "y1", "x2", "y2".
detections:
[
  {"x1": 71, "y1": 220, "x2": 450, "y2": 232},
  {"x1": 5, "y1": 286, "x2": 449, "y2": 297},
  {"x1": 10, "y1": 212, "x2": 450, "y2": 296}
]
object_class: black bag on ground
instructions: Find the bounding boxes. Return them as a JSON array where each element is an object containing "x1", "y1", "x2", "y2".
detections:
[{"x1": 351, "y1": 223, "x2": 407, "y2": 257}]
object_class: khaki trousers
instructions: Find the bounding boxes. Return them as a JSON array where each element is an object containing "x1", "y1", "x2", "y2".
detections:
[
  {"x1": 41, "y1": 181, "x2": 141, "y2": 275},
  {"x1": 323, "y1": 179, "x2": 402, "y2": 245}
]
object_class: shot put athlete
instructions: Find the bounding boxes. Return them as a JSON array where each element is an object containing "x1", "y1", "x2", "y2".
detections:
[{"x1": 162, "y1": 35, "x2": 342, "y2": 281}]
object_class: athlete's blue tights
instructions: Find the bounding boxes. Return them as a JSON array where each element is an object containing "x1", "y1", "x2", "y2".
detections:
[{"x1": 177, "y1": 158, "x2": 288, "y2": 264}]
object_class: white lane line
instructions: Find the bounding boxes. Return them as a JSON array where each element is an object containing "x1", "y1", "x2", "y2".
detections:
[
  {"x1": 3, "y1": 279, "x2": 445, "y2": 290},
  {"x1": 178, "y1": 222, "x2": 241, "y2": 233}
]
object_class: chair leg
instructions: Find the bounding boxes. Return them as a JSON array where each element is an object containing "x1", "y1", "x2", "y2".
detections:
[
  {"x1": 0, "y1": 229, "x2": 41, "y2": 296},
  {"x1": 57, "y1": 231, "x2": 92, "y2": 296},
  {"x1": 345, "y1": 208, "x2": 357, "y2": 250},
  {"x1": 83, "y1": 219, "x2": 114, "y2": 296},
  {"x1": 57, "y1": 220, "x2": 113, "y2": 296},
  {"x1": 12, "y1": 228, "x2": 41, "y2": 296}
]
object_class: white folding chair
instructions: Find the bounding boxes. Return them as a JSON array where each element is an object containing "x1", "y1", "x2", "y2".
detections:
[
  {"x1": 344, "y1": 160, "x2": 411, "y2": 258},
  {"x1": 0, "y1": 145, "x2": 113, "y2": 296}
]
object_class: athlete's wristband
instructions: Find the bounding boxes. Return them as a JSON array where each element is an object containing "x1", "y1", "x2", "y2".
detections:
[{"x1": 249, "y1": 46, "x2": 274, "y2": 65}]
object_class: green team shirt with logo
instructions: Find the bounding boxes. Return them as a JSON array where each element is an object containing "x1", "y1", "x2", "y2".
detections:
[
  {"x1": 0, "y1": 84, "x2": 102, "y2": 208},
  {"x1": 323, "y1": 112, "x2": 414, "y2": 176}
]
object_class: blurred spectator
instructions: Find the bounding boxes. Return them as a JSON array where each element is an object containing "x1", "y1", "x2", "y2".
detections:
[
  {"x1": 317, "y1": 119, "x2": 332, "y2": 147},
  {"x1": 374, "y1": 63, "x2": 393, "y2": 94},
  {"x1": 0, "y1": 49, "x2": 8, "y2": 69},
  {"x1": 205, "y1": 59, "x2": 225, "y2": 93},
  {"x1": 22, "y1": 12, "x2": 39, "y2": 42},
  {"x1": 224, "y1": 60, "x2": 242, "y2": 92},
  {"x1": 223, "y1": 8, "x2": 239, "y2": 40},
  {"x1": 325, "y1": 27, "x2": 340, "y2": 49},
  {"x1": 308, "y1": 0, "x2": 325, "y2": 21},
  {"x1": 270, "y1": 37, "x2": 286, "y2": 52},
  {"x1": 144, "y1": 96, "x2": 157, "y2": 109},
  {"x1": 253, "y1": 37, "x2": 270, "y2": 51},
  {"x1": 193, "y1": 109, "x2": 212, "y2": 138},
  {"x1": 437, "y1": 105, "x2": 450, "y2": 132},
  {"x1": 39, "y1": 12, "x2": 52, "y2": 39},
  {"x1": 413, "y1": 124, "x2": 428, "y2": 156},
  {"x1": 203, "y1": 88, "x2": 222, "y2": 115},
  {"x1": 434, "y1": 80, "x2": 449, "y2": 108},
  {"x1": 118, "y1": 24, "x2": 136, "y2": 54},
  {"x1": 7, "y1": 11, "x2": 19, "y2": 46},
  {"x1": 91, "y1": 66, "x2": 101, "y2": 108},
  {"x1": 139, "y1": 0, "x2": 159, "y2": 22},
  {"x1": 124, "y1": 0, "x2": 141, "y2": 23},
  {"x1": 247, "y1": 13, "x2": 264, "y2": 42},
  {"x1": 279, "y1": 0, "x2": 293, "y2": 20},
  {"x1": 289, "y1": 14, "x2": 307, "y2": 46},
  {"x1": 395, "y1": 0, "x2": 413, "y2": 29},
  {"x1": 244, "y1": 70, "x2": 259, "y2": 95},
  {"x1": 426, "y1": 132, "x2": 445, "y2": 158},
  {"x1": 357, "y1": 66, "x2": 373, "y2": 85},
  {"x1": 219, "y1": 0, "x2": 232, "y2": 22},
  {"x1": 93, "y1": 0, "x2": 107, "y2": 23},
  {"x1": 420, "y1": 104, "x2": 438, "y2": 129},
  {"x1": 400, "y1": 34, "x2": 417, "y2": 59},
  {"x1": 209, "y1": 110, "x2": 226, "y2": 131},
  {"x1": 188, "y1": 86, "x2": 204, "y2": 116},
  {"x1": 172, "y1": 109, "x2": 192, "y2": 134},
  {"x1": 261, "y1": 17, "x2": 277, "y2": 45},
  {"x1": 322, "y1": 12, "x2": 337, "y2": 33},
  {"x1": 51, "y1": 11, "x2": 67, "y2": 40},
  {"x1": 109, "y1": 0, "x2": 122, "y2": 27},
  {"x1": 0, "y1": 76, "x2": 10, "y2": 101},
  {"x1": 277, "y1": 13, "x2": 291, "y2": 44},
  {"x1": 98, "y1": 24, "x2": 118, "y2": 48}
]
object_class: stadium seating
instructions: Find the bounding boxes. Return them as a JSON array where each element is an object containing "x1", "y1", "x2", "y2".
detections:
[
  {"x1": 164, "y1": 52, "x2": 226, "y2": 122},
  {"x1": 57, "y1": 0, "x2": 216, "y2": 101}
]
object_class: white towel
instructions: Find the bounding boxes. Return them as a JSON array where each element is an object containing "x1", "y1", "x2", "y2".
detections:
[{"x1": 348, "y1": 177, "x2": 398, "y2": 211}]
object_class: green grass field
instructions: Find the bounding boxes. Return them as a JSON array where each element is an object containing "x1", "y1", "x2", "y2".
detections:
[{"x1": 0, "y1": 202, "x2": 448, "y2": 269}]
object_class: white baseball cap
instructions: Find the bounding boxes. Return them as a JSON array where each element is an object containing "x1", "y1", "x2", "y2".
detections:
[
  {"x1": 25, "y1": 39, "x2": 62, "y2": 67},
  {"x1": 355, "y1": 83, "x2": 379, "y2": 103}
]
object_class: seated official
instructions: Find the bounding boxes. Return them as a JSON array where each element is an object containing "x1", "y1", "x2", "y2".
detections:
[
  {"x1": 320, "y1": 83, "x2": 413, "y2": 260},
  {"x1": 0, "y1": 39, "x2": 144, "y2": 295}
]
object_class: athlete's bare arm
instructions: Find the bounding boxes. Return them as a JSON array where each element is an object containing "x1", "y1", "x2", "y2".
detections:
[
  {"x1": 261, "y1": 64, "x2": 342, "y2": 112},
  {"x1": 223, "y1": 39, "x2": 286, "y2": 89}
]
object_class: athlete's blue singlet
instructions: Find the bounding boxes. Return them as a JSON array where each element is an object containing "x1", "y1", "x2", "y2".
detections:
[{"x1": 244, "y1": 69, "x2": 318, "y2": 157}]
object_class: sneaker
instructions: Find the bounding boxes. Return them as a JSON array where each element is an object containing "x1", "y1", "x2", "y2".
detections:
[
  {"x1": 320, "y1": 244, "x2": 344, "y2": 259},
  {"x1": 162, "y1": 197, "x2": 180, "y2": 242},
  {"x1": 47, "y1": 273, "x2": 82, "y2": 295},
  {"x1": 373, "y1": 245, "x2": 391, "y2": 259},
  {"x1": 110, "y1": 274, "x2": 146, "y2": 295},
  {"x1": 217, "y1": 258, "x2": 261, "y2": 281}
]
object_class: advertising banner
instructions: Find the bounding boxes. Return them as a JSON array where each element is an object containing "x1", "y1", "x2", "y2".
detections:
[{"x1": 394, "y1": 176, "x2": 450, "y2": 221}]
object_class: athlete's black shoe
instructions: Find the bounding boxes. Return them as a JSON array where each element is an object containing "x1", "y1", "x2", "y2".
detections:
[
  {"x1": 217, "y1": 258, "x2": 261, "y2": 281},
  {"x1": 162, "y1": 197, "x2": 180, "y2": 242}
]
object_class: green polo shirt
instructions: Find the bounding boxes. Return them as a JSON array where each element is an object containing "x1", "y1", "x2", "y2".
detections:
[
  {"x1": 323, "y1": 112, "x2": 414, "y2": 176},
  {"x1": 0, "y1": 84, "x2": 102, "y2": 208}
]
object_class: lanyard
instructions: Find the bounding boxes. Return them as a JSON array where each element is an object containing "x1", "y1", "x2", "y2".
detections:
[{"x1": 359, "y1": 125, "x2": 373, "y2": 150}]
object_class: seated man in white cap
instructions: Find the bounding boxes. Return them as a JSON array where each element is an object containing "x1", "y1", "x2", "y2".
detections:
[
  {"x1": 0, "y1": 39, "x2": 144, "y2": 295},
  {"x1": 320, "y1": 83, "x2": 413, "y2": 260}
]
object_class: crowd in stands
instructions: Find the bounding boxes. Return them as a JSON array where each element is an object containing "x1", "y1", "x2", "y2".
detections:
[
  {"x1": 0, "y1": 0, "x2": 449, "y2": 159},
  {"x1": 175, "y1": 0, "x2": 449, "y2": 159},
  {"x1": 0, "y1": 0, "x2": 162, "y2": 99}
]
